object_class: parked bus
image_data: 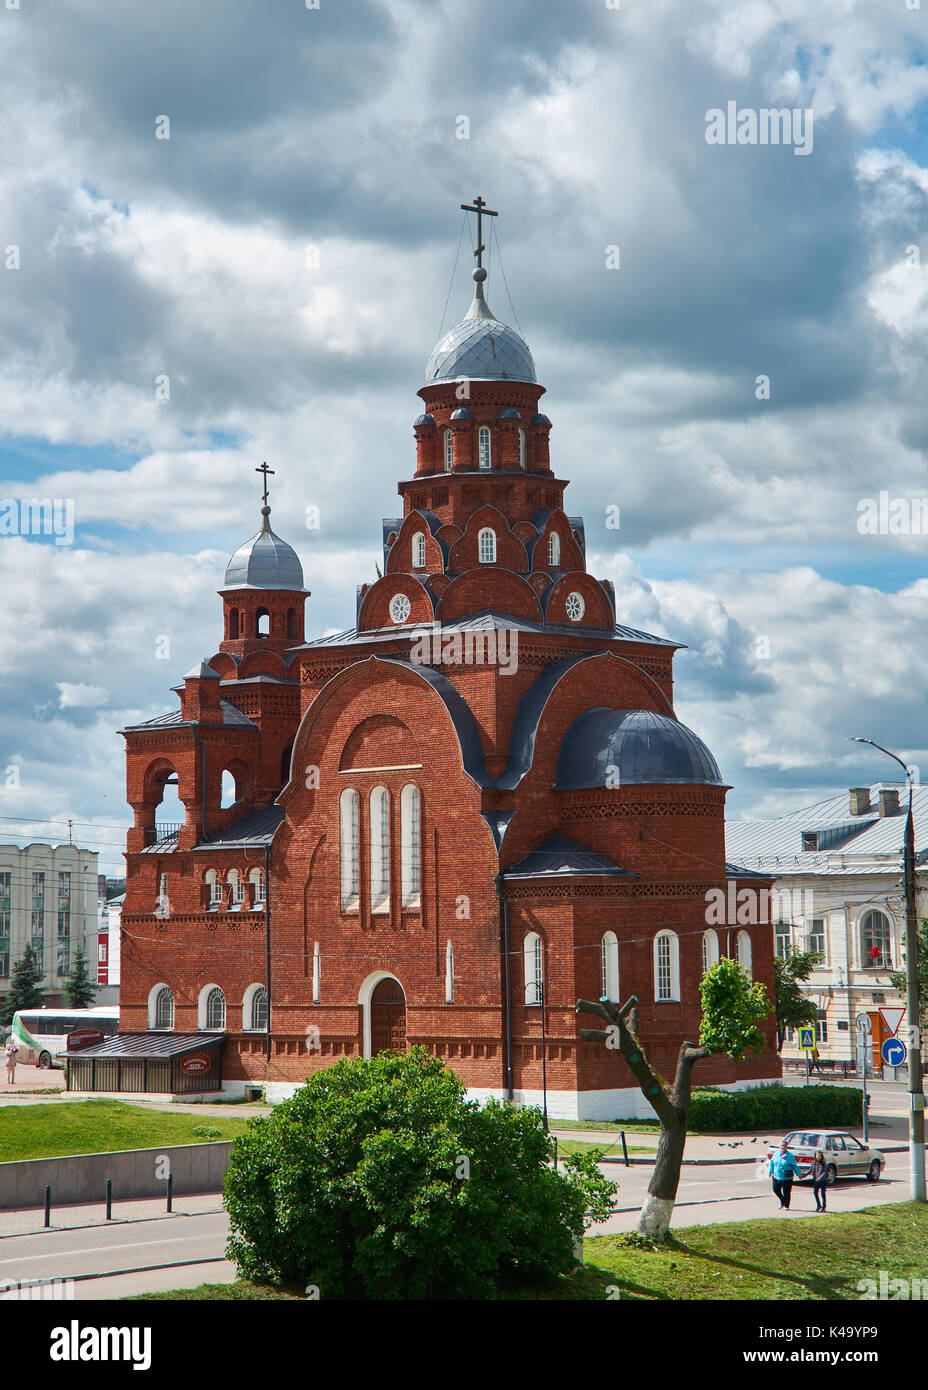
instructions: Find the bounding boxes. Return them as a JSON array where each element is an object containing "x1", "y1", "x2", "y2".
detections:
[{"x1": 11, "y1": 1006, "x2": 120, "y2": 1068}]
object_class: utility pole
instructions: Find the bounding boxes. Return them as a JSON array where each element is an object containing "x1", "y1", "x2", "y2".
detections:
[{"x1": 851, "y1": 739, "x2": 926, "y2": 1201}]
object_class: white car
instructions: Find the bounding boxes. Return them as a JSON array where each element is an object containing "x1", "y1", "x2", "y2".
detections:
[{"x1": 767, "y1": 1130, "x2": 884, "y2": 1185}]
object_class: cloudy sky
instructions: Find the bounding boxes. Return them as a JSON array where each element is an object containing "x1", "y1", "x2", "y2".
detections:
[{"x1": 2, "y1": 0, "x2": 928, "y2": 875}]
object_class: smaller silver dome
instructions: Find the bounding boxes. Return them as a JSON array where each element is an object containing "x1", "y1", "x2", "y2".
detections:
[
  {"x1": 450, "y1": 406, "x2": 474, "y2": 420},
  {"x1": 414, "y1": 413, "x2": 435, "y2": 427},
  {"x1": 224, "y1": 506, "x2": 306, "y2": 591},
  {"x1": 497, "y1": 406, "x2": 522, "y2": 420},
  {"x1": 532, "y1": 413, "x2": 551, "y2": 426}
]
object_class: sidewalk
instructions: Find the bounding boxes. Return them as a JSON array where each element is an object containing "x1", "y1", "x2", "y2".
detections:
[{"x1": 0, "y1": 1190, "x2": 224, "y2": 1239}]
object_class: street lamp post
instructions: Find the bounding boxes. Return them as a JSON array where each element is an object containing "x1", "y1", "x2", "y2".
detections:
[{"x1": 850, "y1": 738, "x2": 926, "y2": 1202}]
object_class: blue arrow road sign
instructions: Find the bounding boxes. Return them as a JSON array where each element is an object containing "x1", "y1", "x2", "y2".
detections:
[{"x1": 882, "y1": 1037, "x2": 907, "y2": 1067}]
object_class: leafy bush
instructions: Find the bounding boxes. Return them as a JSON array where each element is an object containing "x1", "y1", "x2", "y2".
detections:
[
  {"x1": 191, "y1": 1125, "x2": 222, "y2": 1139},
  {"x1": 685, "y1": 1084, "x2": 863, "y2": 1132},
  {"x1": 223, "y1": 1047, "x2": 617, "y2": 1299}
]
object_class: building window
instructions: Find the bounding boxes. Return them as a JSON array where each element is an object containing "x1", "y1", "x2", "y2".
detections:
[
  {"x1": 57, "y1": 872, "x2": 71, "y2": 939},
  {"x1": 524, "y1": 932, "x2": 543, "y2": 1005},
  {"x1": 412, "y1": 532, "x2": 426, "y2": 569},
  {"x1": 654, "y1": 931, "x2": 680, "y2": 1001},
  {"x1": 256, "y1": 608, "x2": 270, "y2": 637},
  {"x1": 246, "y1": 986, "x2": 268, "y2": 1032},
  {"x1": 478, "y1": 528, "x2": 497, "y2": 563},
  {"x1": 370, "y1": 786, "x2": 390, "y2": 911},
  {"x1": 860, "y1": 910, "x2": 892, "y2": 969},
  {"x1": 156, "y1": 873, "x2": 169, "y2": 919},
  {"x1": 0, "y1": 871, "x2": 10, "y2": 935},
  {"x1": 808, "y1": 918, "x2": 825, "y2": 958},
  {"x1": 389, "y1": 593, "x2": 411, "y2": 624},
  {"x1": 548, "y1": 532, "x2": 560, "y2": 567},
  {"x1": 478, "y1": 425, "x2": 492, "y2": 469},
  {"x1": 340, "y1": 789, "x2": 360, "y2": 910},
  {"x1": 815, "y1": 1011, "x2": 828, "y2": 1044},
  {"x1": 517, "y1": 428, "x2": 526, "y2": 469},
  {"x1": 737, "y1": 929, "x2": 753, "y2": 978},
  {"x1": 205, "y1": 869, "x2": 222, "y2": 906},
  {"x1": 31, "y1": 871, "x2": 45, "y2": 937},
  {"x1": 444, "y1": 430, "x2": 453, "y2": 469},
  {"x1": 775, "y1": 921, "x2": 792, "y2": 960},
  {"x1": 702, "y1": 929, "x2": 719, "y2": 975},
  {"x1": 313, "y1": 941, "x2": 320, "y2": 1003},
  {"x1": 205, "y1": 987, "x2": 226, "y2": 1031},
  {"x1": 249, "y1": 867, "x2": 265, "y2": 907},
  {"x1": 228, "y1": 869, "x2": 245, "y2": 906},
  {"x1": 445, "y1": 940, "x2": 454, "y2": 1003},
  {"x1": 154, "y1": 986, "x2": 174, "y2": 1030},
  {"x1": 400, "y1": 784, "x2": 421, "y2": 908},
  {"x1": 56, "y1": 948, "x2": 69, "y2": 977},
  {"x1": 565, "y1": 591, "x2": 585, "y2": 622},
  {"x1": 601, "y1": 931, "x2": 619, "y2": 1002}
]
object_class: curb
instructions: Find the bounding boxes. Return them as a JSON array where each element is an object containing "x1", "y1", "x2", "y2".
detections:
[
  {"x1": 587, "y1": 1143, "x2": 908, "y2": 1167},
  {"x1": 14, "y1": 1256, "x2": 232, "y2": 1290}
]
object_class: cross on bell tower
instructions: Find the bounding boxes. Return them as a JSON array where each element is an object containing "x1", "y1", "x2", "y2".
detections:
[
  {"x1": 460, "y1": 196, "x2": 498, "y2": 270},
  {"x1": 255, "y1": 460, "x2": 275, "y2": 507}
]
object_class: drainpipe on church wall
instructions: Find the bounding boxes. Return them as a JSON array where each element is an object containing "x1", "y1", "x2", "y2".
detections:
[
  {"x1": 494, "y1": 874, "x2": 513, "y2": 1101},
  {"x1": 264, "y1": 842, "x2": 272, "y2": 1065}
]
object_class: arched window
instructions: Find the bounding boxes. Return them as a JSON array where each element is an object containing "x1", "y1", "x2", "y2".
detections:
[
  {"x1": 156, "y1": 873, "x2": 169, "y2": 919},
  {"x1": 401, "y1": 784, "x2": 421, "y2": 908},
  {"x1": 601, "y1": 931, "x2": 619, "y2": 1002},
  {"x1": 654, "y1": 931, "x2": 680, "y2": 1001},
  {"x1": 445, "y1": 940, "x2": 454, "y2": 1003},
  {"x1": 370, "y1": 786, "x2": 390, "y2": 911},
  {"x1": 444, "y1": 429, "x2": 453, "y2": 469},
  {"x1": 702, "y1": 929, "x2": 719, "y2": 975},
  {"x1": 153, "y1": 986, "x2": 174, "y2": 1030},
  {"x1": 517, "y1": 428, "x2": 526, "y2": 469},
  {"x1": 478, "y1": 425, "x2": 492, "y2": 469},
  {"x1": 220, "y1": 770, "x2": 236, "y2": 809},
  {"x1": 229, "y1": 608, "x2": 239, "y2": 639},
  {"x1": 478, "y1": 528, "x2": 497, "y2": 563},
  {"x1": 736, "y1": 929, "x2": 753, "y2": 978},
  {"x1": 340, "y1": 788, "x2": 359, "y2": 910},
  {"x1": 205, "y1": 986, "x2": 226, "y2": 1031},
  {"x1": 860, "y1": 910, "x2": 892, "y2": 969},
  {"x1": 256, "y1": 608, "x2": 270, "y2": 637},
  {"x1": 244, "y1": 985, "x2": 268, "y2": 1032},
  {"x1": 249, "y1": 867, "x2": 265, "y2": 907},
  {"x1": 227, "y1": 869, "x2": 244, "y2": 906},
  {"x1": 313, "y1": 941, "x2": 320, "y2": 1003},
  {"x1": 205, "y1": 869, "x2": 222, "y2": 907},
  {"x1": 548, "y1": 531, "x2": 560, "y2": 567},
  {"x1": 524, "y1": 932, "x2": 543, "y2": 1005},
  {"x1": 412, "y1": 532, "x2": 426, "y2": 569}
]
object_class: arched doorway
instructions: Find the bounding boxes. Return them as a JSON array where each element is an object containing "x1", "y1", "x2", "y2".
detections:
[{"x1": 370, "y1": 977, "x2": 406, "y2": 1056}]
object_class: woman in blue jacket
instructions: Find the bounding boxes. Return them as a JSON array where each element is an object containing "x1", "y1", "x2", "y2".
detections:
[{"x1": 769, "y1": 1140, "x2": 802, "y2": 1209}]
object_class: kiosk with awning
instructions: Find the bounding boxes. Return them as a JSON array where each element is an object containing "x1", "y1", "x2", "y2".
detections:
[{"x1": 65, "y1": 1033, "x2": 224, "y2": 1094}]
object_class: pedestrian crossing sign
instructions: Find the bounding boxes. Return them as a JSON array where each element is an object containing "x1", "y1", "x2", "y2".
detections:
[{"x1": 798, "y1": 1027, "x2": 815, "y2": 1051}]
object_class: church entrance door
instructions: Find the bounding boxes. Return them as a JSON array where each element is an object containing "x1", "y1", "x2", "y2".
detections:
[{"x1": 370, "y1": 977, "x2": 406, "y2": 1055}]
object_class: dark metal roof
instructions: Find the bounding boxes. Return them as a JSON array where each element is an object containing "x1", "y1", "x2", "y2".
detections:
[
  {"x1": 122, "y1": 699, "x2": 258, "y2": 734},
  {"x1": 192, "y1": 803, "x2": 286, "y2": 850},
  {"x1": 66, "y1": 1032, "x2": 223, "y2": 1059},
  {"x1": 725, "y1": 861, "x2": 775, "y2": 880},
  {"x1": 300, "y1": 610, "x2": 678, "y2": 649},
  {"x1": 503, "y1": 834, "x2": 636, "y2": 880},
  {"x1": 556, "y1": 708, "x2": 724, "y2": 790}
]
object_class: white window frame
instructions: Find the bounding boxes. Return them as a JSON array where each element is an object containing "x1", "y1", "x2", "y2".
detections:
[
  {"x1": 249, "y1": 866, "x2": 265, "y2": 907},
  {"x1": 205, "y1": 868, "x2": 222, "y2": 907},
  {"x1": 370, "y1": 785, "x2": 390, "y2": 912},
  {"x1": 737, "y1": 929, "x2": 753, "y2": 979},
  {"x1": 445, "y1": 939, "x2": 454, "y2": 1003},
  {"x1": 400, "y1": 784, "x2": 421, "y2": 908},
  {"x1": 524, "y1": 932, "x2": 543, "y2": 1006},
  {"x1": 478, "y1": 527, "x2": 497, "y2": 563},
  {"x1": 859, "y1": 909, "x2": 893, "y2": 970},
  {"x1": 199, "y1": 984, "x2": 226, "y2": 1031},
  {"x1": 601, "y1": 931, "x2": 619, "y2": 1002},
  {"x1": 444, "y1": 429, "x2": 453, "y2": 469},
  {"x1": 654, "y1": 931, "x2": 680, "y2": 1002},
  {"x1": 412, "y1": 532, "x2": 426, "y2": 569},
  {"x1": 548, "y1": 532, "x2": 560, "y2": 567},
  {"x1": 340, "y1": 788, "x2": 360, "y2": 911},
  {"x1": 517, "y1": 428, "x2": 526, "y2": 469},
  {"x1": 478, "y1": 425, "x2": 492, "y2": 469},
  {"x1": 242, "y1": 984, "x2": 268, "y2": 1032},
  {"x1": 702, "y1": 928, "x2": 719, "y2": 975}
]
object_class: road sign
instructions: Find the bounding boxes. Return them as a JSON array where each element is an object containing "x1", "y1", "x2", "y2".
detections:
[
  {"x1": 798, "y1": 1027, "x2": 815, "y2": 1051},
  {"x1": 879, "y1": 1006, "x2": 906, "y2": 1037},
  {"x1": 881, "y1": 1037, "x2": 907, "y2": 1067},
  {"x1": 855, "y1": 1012, "x2": 872, "y2": 1035}
]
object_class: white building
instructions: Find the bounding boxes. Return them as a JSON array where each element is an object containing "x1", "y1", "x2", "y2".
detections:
[
  {"x1": 726, "y1": 782, "x2": 922, "y2": 1078},
  {"x1": 0, "y1": 843, "x2": 99, "y2": 1008}
]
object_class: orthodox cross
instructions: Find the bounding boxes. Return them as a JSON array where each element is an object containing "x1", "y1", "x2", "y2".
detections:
[
  {"x1": 460, "y1": 196, "x2": 498, "y2": 270},
  {"x1": 255, "y1": 461, "x2": 275, "y2": 506}
]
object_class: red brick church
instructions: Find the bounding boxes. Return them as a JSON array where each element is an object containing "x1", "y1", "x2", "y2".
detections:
[{"x1": 96, "y1": 202, "x2": 779, "y2": 1115}]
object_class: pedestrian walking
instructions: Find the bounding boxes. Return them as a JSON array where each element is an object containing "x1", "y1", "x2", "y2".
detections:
[
  {"x1": 4, "y1": 1034, "x2": 19, "y2": 1084},
  {"x1": 768, "y1": 1140, "x2": 802, "y2": 1209},
  {"x1": 811, "y1": 1149, "x2": 828, "y2": 1211}
]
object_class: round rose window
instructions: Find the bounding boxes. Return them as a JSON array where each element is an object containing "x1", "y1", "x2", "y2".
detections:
[
  {"x1": 389, "y1": 593, "x2": 411, "y2": 624},
  {"x1": 565, "y1": 591, "x2": 585, "y2": 622}
]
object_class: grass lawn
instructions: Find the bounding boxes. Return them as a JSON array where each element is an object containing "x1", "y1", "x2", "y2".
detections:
[
  {"x1": 130, "y1": 1202, "x2": 928, "y2": 1301},
  {"x1": 551, "y1": 1119, "x2": 661, "y2": 1134},
  {"x1": 0, "y1": 1099, "x2": 255, "y2": 1161},
  {"x1": 553, "y1": 1137, "x2": 652, "y2": 1157}
]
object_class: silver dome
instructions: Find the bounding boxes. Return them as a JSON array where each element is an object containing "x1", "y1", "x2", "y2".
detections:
[
  {"x1": 555, "y1": 708, "x2": 724, "y2": 789},
  {"x1": 425, "y1": 279, "x2": 536, "y2": 385},
  {"x1": 224, "y1": 506, "x2": 306, "y2": 591}
]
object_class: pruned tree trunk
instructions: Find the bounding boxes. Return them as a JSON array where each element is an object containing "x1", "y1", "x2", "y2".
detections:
[{"x1": 576, "y1": 996, "x2": 708, "y2": 1241}]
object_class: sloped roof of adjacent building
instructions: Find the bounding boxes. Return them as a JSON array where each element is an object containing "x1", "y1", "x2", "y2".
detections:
[
  {"x1": 122, "y1": 700, "x2": 258, "y2": 733},
  {"x1": 299, "y1": 610, "x2": 679, "y2": 649},
  {"x1": 502, "y1": 834, "x2": 635, "y2": 880}
]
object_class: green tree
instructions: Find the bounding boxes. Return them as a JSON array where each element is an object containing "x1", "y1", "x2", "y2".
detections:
[
  {"x1": 774, "y1": 948, "x2": 822, "y2": 1051},
  {"x1": 0, "y1": 943, "x2": 46, "y2": 1027},
  {"x1": 64, "y1": 945, "x2": 97, "y2": 1009},
  {"x1": 223, "y1": 1046, "x2": 616, "y2": 1299},
  {"x1": 578, "y1": 955, "x2": 771, "y2": 1241}
]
